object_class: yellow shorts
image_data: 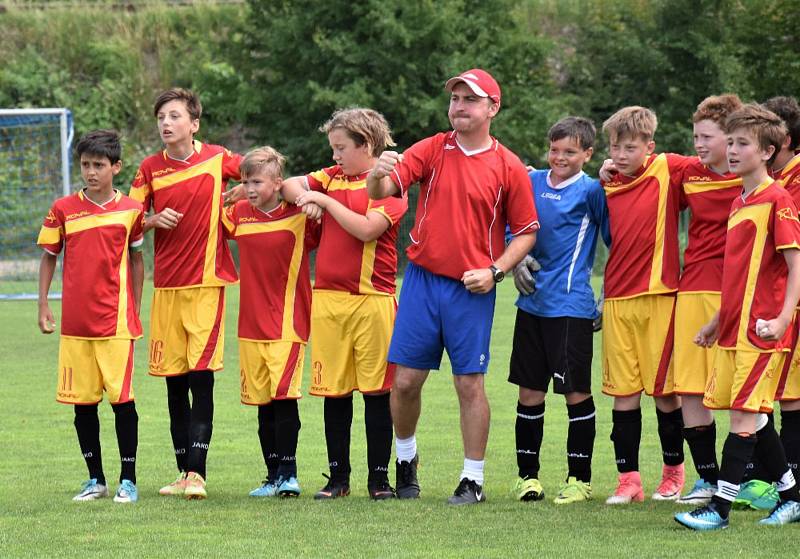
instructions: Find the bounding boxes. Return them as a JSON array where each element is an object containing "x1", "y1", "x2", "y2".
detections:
[
  {"x1": 704, "y1": 349, "x2": 784, "y2": 413},
  {"x1": 148, "y1": 287, "x2": 226, "y2": 376},
  {"x1": 602, "y1": 294, "x2": 676, "y2": 397},
  {"x1": 776, "y1": 318, "x2": 800, "y2": 401},
  {"x1": 239, "y1": 340, "x2": 304, "y2": 405},
  {"x1": 309, "y1": 290, "x2": 396, "y2": 397},
  {"x1": 674, "y1": 292, "x2": 720, "y2": 395},
  {"x1": 57, "y1": 337, "x2": 135, "y2": 405}
]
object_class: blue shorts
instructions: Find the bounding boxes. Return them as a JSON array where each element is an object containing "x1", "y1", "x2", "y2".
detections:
[{"x1": 388, "y1": 262, "x2": 496, "y2": 374}]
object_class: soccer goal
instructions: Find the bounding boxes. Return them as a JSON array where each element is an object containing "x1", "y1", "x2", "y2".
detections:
[{"x1": 0, "y1": 108, "x2": 73, "y2": 299}]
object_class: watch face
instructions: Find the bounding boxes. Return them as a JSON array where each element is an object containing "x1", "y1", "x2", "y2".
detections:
[{"x1": 491, "y1": 266, "x2": 504, "y2": 282}]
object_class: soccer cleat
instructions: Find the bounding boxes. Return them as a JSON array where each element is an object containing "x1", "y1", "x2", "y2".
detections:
[
  {"x1": 447, "y1": 477, "x2": 486, "y2": 505},
  {"x1": 313, "y1": 474, "x2": 350, "y2": 500},
  {"x1": 677, "y1": 479, "x2": 717, "y2": 505},
  {"x1": 674, "y1": 504, "x2": 729, "y2": 531},
  {"x1": 277, "y1": 476, "x2": 301, "y2": 498},
  {"x1": 72, "y1": 478, "x2": 108, "y2": 501},
  {"x1": 652, "y1": 463, "x2": 685, "y2": 501},
  {"x1": 159, "y1": 472, "x2": 188, "y2": 496},
  {"x1": 368, "y1": 478, "x2": 396, "y2": 500},
  {"x1": 113, "y1": 479, "x2": 138, "y2": 503},
  {"x1": 249, "y1": 478, "x2": 279, "y2": 498},
  {"x1": 605, "y1": 471, "x2": 644, "y2": 505},
  {"x1": 395, "y1": 455, "x2": 420, "y2": 499},
  {"x1": 184, "y1": 471, "x2": 207, "y2": 500},
  {"x1": 554, "y1": 477, "x2": 592, "y2": 505},
  {"x1": 733, "y1": 479, "x2": 779, "y2": 511},
  {"x1": 512, "y1": 476, "x2": 544, "y2": 501},
  {"x1": 759, "y1": 500, "x2": 800, "y2": 525}
]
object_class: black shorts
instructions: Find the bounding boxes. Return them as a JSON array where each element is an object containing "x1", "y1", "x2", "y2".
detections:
[{"x1": 508, "y1": 309, "x2": 594, "y2": 394}]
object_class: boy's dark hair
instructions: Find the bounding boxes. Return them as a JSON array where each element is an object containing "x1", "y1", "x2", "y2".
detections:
[
  {"x1": 75, "y1": 129, "x2": 122, "y2": 164},
  {"x1": 548, "y1": 117, "x2": 596, "y2": 150},
  {"x1": 693, "y1": 94, "x2": 743, "y2": 126},
  {"x1": 762, "y1": 96, "x2": 800, "y2": 151},
  {"x1": 153, "y1": 88, "x2": 202, "y2": 121},
  {"x1": 724, "y1": 104, "x2": 787, "y2": 168}
]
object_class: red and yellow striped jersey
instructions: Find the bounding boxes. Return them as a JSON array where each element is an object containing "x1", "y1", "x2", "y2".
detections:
[
  {"x1": 602, "y1": 153, "x2": 691, "y2": 300},
  {"x1": 129, "y1": 140, "x2": 241, "y2": 289},
  {"x1": 718, "y1": 180, "x2": 800, "y2": 351},
  {"x1": 223, "y1": 200, "x2": 317, "y2": 343},
  {"x1": 776, "y1": 152, "x2": 800, "y2": 203},
  {"x1": 37, "y1": 189, "x2": 144, "y2": 339},
  {"x1": 307, "y1": 165, "x2": 407, "y2": 295},
  {"x1": 679, "y1": 158, "x2": 742, "y2": 293}
]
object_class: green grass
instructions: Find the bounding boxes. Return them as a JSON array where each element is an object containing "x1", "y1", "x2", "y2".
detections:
[{"x1": 0, "y1": 281, "x2": 792, "y2": 558}]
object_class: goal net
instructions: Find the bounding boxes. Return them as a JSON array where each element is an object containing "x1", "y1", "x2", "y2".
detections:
[{"x1": 0, "y1": 108, "x2": 73, "y2": 299}]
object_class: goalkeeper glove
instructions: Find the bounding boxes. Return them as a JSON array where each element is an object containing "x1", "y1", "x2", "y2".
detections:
[
  {"x1": 513, "y1": 255, "x2": 541, "y2": 296},
  {"x1": 592, "y1": 287, "x2": 604, "y2": 332}
]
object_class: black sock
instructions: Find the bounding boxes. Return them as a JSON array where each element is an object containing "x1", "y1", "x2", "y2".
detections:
[
  {"x1": 515, "y1": 401, "x2": 545, "y2": 479},
  {"x1": 656, "y1": 407, "x2": 684, "y2": 466},
  {"x1": 611, "y1": 408, "x2": 641, "y2": 473},
  {"x1": 74, "y1": 404, "x2": 105, "y2": 485},
  {"x1": 257, "y1": 403, "x2": 279, "y2": 480},
  {"x1": 364, "y1": 393, "x2": 392, "y2": 483},
  {"x1": 754, "y1": 415, "x2": 800, "y2": 502},
  {"x1": 324, "y1": 396, "x2": 353, "y2": 481},
  {"x1": 683, "y1": 423, "x2": 719, "y2": 484},
  {"x1": 111, "y1": 401, "x2": 138, "y2": 484},
  {"x1": 165, "y1": 375, "x2": 190, "y2": 472},
  {"x1": 273, "y1": 399, "x2": 301, "y2": 478},
  {"x1": 566, "y1": 397, "x2": 595, "y2": 483},
  {"x1": 711, "y1": 432, "x2": 757, "y2": 519},
  {"x1": 187, "y1": 371, "x2": 214, "y2": 478},
  {"x1": 780, "y1": 409, "x2": 800, "y2": 485}
]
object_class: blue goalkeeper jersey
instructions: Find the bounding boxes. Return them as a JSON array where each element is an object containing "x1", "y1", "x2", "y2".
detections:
[{"x1": 512, "y1": 169, "x2": 610, "y2": 319}]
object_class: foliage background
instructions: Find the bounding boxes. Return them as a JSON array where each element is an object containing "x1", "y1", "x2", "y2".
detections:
[{"x1": 1, "y1": 0, "x2": 798, "y2": 275}]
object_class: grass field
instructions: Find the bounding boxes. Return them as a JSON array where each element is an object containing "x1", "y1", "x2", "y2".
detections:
[{"x1": 0, "y1": 281, "x2": 794, "y2": 558}]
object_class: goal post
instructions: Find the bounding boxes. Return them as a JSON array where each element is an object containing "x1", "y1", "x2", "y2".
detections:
[{"x1": 0, "y1": 108, "x2": 73, "y2": 298}]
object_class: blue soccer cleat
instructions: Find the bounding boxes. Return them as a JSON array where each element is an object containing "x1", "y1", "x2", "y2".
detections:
[
  {"x1": 72, "y1": 478, "x2": 108, "y2": 501},
  {"x1": 677, "y1": 479, "x2": 718, "y2": 505},
  {"x1": 277, "y1": 476, "x2": 301, "y2": 497},
  {"x1": 759, "y1": 500, "x2": 800, "y2": 525},
  {"x1": 249, "y1": 478, "x2": 279, "y2": 497},
  {"x1": 674, "y1": 505, "x2": 729, "y2": 531},
  {"x1": 113, "y1": 479, "x2": 139, "y2": 503}
]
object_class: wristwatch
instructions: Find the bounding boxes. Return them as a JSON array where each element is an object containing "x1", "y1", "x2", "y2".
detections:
[{"x1": 489, "y1": 265, "x2": 505, "y2": 283}]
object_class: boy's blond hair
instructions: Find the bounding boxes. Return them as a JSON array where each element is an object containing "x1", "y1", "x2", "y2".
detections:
[
  {"x1": 240, "y1": 146, "x2": 286, "y2": 179},
  {"x1": 320, "y1": 108, "x2": 396, "y2": 158},
  {"x1": 724, "y1": 104, "x2": 787, "y2": 167},
  {"x1": 693, "y1": 94, "x2": 743, "y2": 125},
  {"x1": 602, "y1": 106, "x2": 658, "y2": 142}
]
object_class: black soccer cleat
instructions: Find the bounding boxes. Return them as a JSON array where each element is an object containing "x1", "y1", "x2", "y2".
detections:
[
  {"x1": 447, "y1": 477, "x2": 486, "y2": 505},
  {"x1": 395, "y1": 455, "x2": 420, "y2": 499},
  {"x1": 368, "y1": 477, "x2": 397, "y2": 500},
  {"x1": 313, "y1": 474, "x2": 350, "y2": 500}
]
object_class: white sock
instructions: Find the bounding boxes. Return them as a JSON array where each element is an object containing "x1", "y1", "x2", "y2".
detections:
[
  {"x1": 396, "y1": 435, "x2": 417, "y2": 462},
  {"x1": 461, "y1": 458, "x2": 485, "y2": 486}
]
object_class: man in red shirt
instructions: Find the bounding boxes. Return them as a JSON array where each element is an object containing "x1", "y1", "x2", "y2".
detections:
[{"x1": 367, "y1": 69, "x2": 538, "y2": 504}]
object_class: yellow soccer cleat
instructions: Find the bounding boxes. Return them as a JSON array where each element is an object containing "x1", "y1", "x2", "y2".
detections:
[
  {"x1": 159, "y1": 472, "x2": 188, "y2": 497},
  {"x1": 512, "y1": 476, "x2": 544, "y2": 501},
  {"x1": 184, "y1": 471, "x2": 207, "y2": 500},
  {"x1": 554, "y1": 477, "x2": 592, "y2": 504}
]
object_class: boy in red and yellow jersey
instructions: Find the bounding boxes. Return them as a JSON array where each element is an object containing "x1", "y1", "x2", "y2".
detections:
[
  {"x1": 674, "y1": 95, "x2": 744, "y2": 505},
  {"x1": 764, "y1": 96, "x2": 800, "y2": 487},
  {"x1": 222, "y1": 147, "x2": 317, "y2": 498},
  {"x1": 38, "y1": 130, "x2": 144, "y2": 503},
  {"x1": 675, "y1": 104, "x2": 800, "y2": 530},
  {"x1": 282, "y1": 108, "x2": 407, "y2": 500},
  {"x1": 129, "y1": 88, "x2": 241, "y2": 499},
  {"x1": 600, "y1": 106, "x2": 691, "y2": 504}
]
